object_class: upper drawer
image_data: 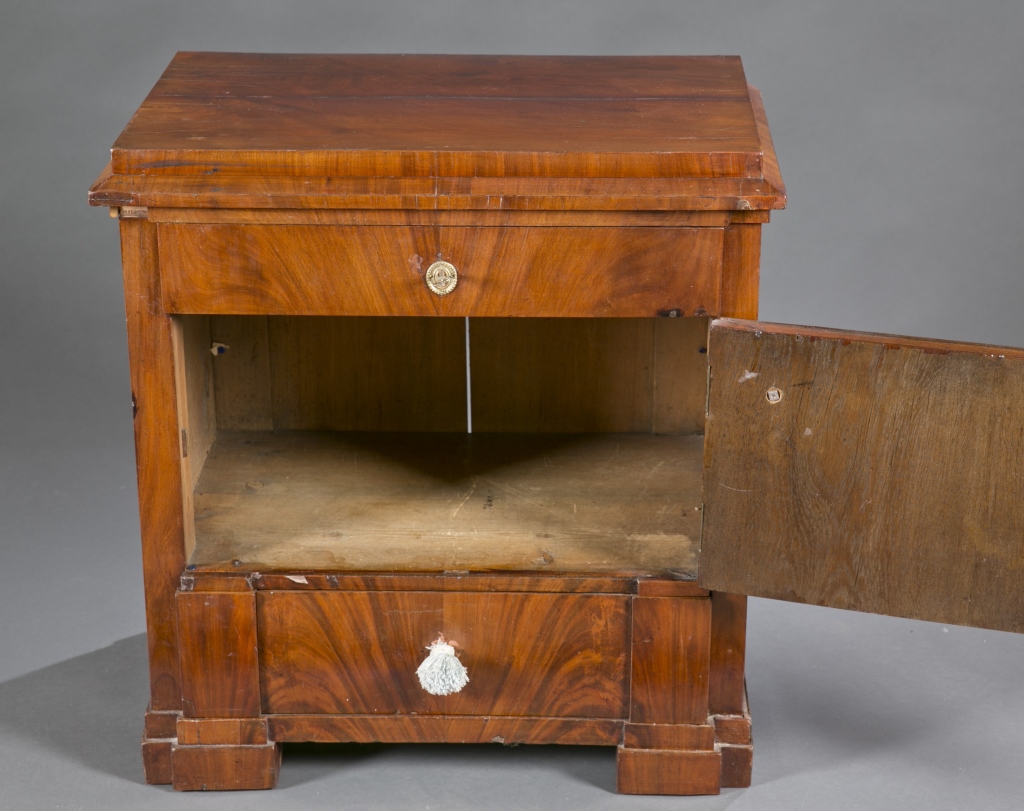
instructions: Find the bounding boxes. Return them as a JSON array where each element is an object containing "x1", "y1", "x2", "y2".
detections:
[{"x1": 157, "y1": 224, "x2": 724, "y2": 318}]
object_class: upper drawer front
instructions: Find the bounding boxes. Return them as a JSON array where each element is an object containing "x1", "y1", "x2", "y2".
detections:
[
  {"x1": 258, "y1": 591, "x2": 630, "y2": 717},
  {"x1": 157, "y1": 224, "x2": 723, "y2": 318}
]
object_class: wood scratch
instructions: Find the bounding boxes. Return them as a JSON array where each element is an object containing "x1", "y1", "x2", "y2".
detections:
[
  {"x1": 718, "y1": 483, "x2": 753, "y2": 493},
  {"x1": 451, "y1": 478, "x2": 479, "y2": 518}
]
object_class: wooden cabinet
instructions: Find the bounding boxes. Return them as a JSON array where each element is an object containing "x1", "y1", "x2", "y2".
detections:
[{"x1": 90, "y1": 53, "x2": 1023, "y2": 796}]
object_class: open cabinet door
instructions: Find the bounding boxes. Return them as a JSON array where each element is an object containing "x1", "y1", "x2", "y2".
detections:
[{"x1": 699, "y1": 319, "x2": 1024, "y2": 633}]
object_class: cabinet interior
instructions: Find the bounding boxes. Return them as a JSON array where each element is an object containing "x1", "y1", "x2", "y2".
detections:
[{"x1": 172, "y1": 315, "x2": 710, "y2": 577}]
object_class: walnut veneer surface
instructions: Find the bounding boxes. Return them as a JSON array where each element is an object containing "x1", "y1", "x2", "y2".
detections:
[
  {"x1": 93, "y1": 51, "x2": 1024, "y2": 799},
  {"x1": 93, "y1": 52, "x2": 780, "y2": 796}
]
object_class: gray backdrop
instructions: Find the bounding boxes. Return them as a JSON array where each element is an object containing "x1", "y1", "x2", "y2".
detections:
[{"x1": 2, "y1": 1, "x2": 1022, "y2": 808}]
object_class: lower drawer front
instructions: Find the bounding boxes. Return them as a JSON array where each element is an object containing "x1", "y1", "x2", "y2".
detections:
[
  {"x1": 257, "y1": 591, "x2": 630, "y2": 718},
  {"x1": 157, "y1": 224, "x2": 724, "y2": 317}
]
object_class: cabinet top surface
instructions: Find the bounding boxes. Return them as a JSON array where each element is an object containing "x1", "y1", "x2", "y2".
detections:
[{"x1": 91, "y1": 53, "x2": 785, "y2": 210}]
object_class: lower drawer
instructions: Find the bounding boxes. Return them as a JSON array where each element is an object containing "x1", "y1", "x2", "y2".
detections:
[{"x1": 257, "y1": 591, "x2": 630, "y2": 718}]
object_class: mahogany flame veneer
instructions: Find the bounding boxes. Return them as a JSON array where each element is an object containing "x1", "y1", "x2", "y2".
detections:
[{"x1": 91, "y1": 53, "x2": 1024, "y2": 795}]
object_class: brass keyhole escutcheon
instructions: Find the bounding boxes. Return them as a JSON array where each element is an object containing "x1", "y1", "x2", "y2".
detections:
[{"x1": 425, "y1": 260, "x2": 458, "y2": 296}]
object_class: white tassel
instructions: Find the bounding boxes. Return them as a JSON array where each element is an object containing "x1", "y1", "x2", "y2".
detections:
[{"x1": 416, "y1": 635, "x2": 469, "y2": 696}]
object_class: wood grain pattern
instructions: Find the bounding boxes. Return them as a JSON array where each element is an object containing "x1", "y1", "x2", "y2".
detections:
[
  {"x1": 209, "y1": 316, "x2": 272, "y2": 431},
  {"x1": 267, "y1": 317, "x2": 466, "y2": 432},
  {"x1": 617, "y1": 747, "x2": 721, "y2": 795},
  {"x1": 470, "y1": 317, "x2": 707, "y2": 434},
  {"x1": 720, "y1": 224, "x2": 761, "y2": 319},
  {"x1": 470, "y1": 319, "x2": 654, "y2": 433},
  {"x1": 171, "y1": 316, "x2": 216, "y2": 560},
  {"x1": 120, "y1": 218, "x2": 187, "y2": 710},
  {"x1": 176, "y1": 718, "x2": 269, "y2": 746},
  {"x1": 258, "y1": 591, "x2": 630, "y2": 718},
  {"x1": 208, "y1": 316, "x2": 706, "y2": 435},
  {"x1": 713, "y1": 714, "x2": 752, "y2": 746},
  {"x1": 157, "y1": 224, "x2": 724, "y2": 319},
  {"x1": 142, "y1": 740, "x2": 173, "y2": 785},
  {"x1": 150, "y1": 53, "x2": 754, "y2": 100},
  {"x1": 171, "y1": 316, "x2": 216, "y2": 486},
  {"x1": 636, "y1": 580, "x2": 708, "y2": 598},
  {"x1": 110, "y1": 54, "x2": 762, "y2": 179},
  {"x1": 702, "y1": 320, "x2": 1024, "y2": 632},
  {"x1": 144, "y1": 707, "x2": 180, "y2": 739},
  {"x1": 653, "y1": 317, "x2": 710, "y2": 433},
  {"x1": 267, "y1": 715, "x2": 622, "y2": 746},
  {"x1": 720, "y1": 746, "x2": 753, "y2": 788},
  {"x1": 623, "y1": 723, "x2": 715, "y2": 751},
  {"x1": 191, "y1": 432, "x2": 703, "y2": 576},
  {"x1": 112, "y1": 98, "x2": 758, "y2": 178},
  {"x1": 748, "y1": 86, "x2": 786, "y2": 202},
  {"x1": 187, "y1": 571, "x2": 638, "y2": 595},
  {"x1": 92, "y1": 173, "x2": 786, "y2": 212},
  {"x1": 708, "y1": 592, "x2": 748, "y2": 715},
  {"x1": 176, "y1": 591, "x2": 261, "y2": 718},
  {"x1": 630, "y1": 597, "x2": 711, "y2": 724},
  {"x1": 171, "y1": 742, "x2": 281, "y2": 791},
  {"x1": 149, "y1": 207, "x2": 738, "y2": 227}
]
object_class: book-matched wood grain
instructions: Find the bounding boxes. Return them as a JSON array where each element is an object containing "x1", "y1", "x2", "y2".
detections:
[
  {"x1": 120, "y1": 219, "x2": 187, "y2": 711},
  {"x1": 258, "y1": 591, "x2": 630, "y2": 718},
  {"x1": 629, "y1": 596, "x2": 711, "y2": 724},
  {"x1": 702, "y1": 320, "x2": 1024, "y2": 632},
  {"x1": 156, "y1": 224, "x2": 724, "y2": 319},
  {"x1": 176, "y1": 591, "x2": 261, "y2": 718}
]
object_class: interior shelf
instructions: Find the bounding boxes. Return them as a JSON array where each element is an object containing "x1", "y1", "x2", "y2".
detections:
[{"x1": 190, "y1": 431, "x2": 704, "y2": 576}]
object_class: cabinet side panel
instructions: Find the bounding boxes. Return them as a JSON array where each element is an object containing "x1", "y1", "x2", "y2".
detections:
[
  {"x1": 702, "y1": 322, "x2": 1024, "y2": 632},
  {"x1": 120, "y1": 218, "x2": 187, "y2": 709},
  {"x1": 630, "y1": 596, "x2": 711, "y2": 724},
  {"x1": 210, "y1": 315, "x2": 273, "y2": 430},
  {"x1": 720, "y1": 224, "x2": 760, "y2": 319},
  {"x1": 652, "y1": 317, "x2": 709, "y2": 434},
  {"x1": 171, "y1": 315, "x2": 217, "y2": 561},
  {"x1": 708, "y1": 591, "x2": 747, "y2": 715},
  {"x1": 267, "y1": 316, "x2": 467, "y2": 432},
  {"x1": 177, "y1": 590, "x2": 261, "y2": 718},
  {"x1": 175, "y1": 316, "x2": 217, "y2": 481}
]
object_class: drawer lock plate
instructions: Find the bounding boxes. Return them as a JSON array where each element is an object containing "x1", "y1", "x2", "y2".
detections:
[{"x1": 425, "y1": 260, "x2": 458, "y2": 296}]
